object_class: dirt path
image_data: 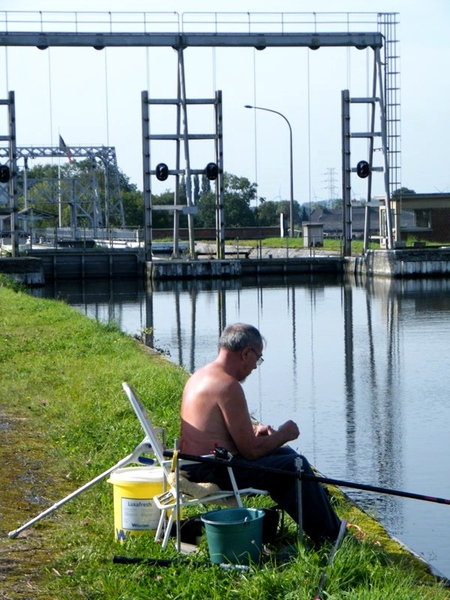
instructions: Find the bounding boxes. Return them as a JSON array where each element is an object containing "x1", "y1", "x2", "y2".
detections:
[{"x1": 0, "y1": 408, "x2": 57, "y2": 600}]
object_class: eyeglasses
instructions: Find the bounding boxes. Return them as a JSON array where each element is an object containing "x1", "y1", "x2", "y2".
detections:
[{"x1": 250, "y1": 348, "x2": 264, "y2": 367}]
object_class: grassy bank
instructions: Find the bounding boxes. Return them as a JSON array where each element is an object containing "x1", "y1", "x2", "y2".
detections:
[{"x1": 1, "y1": 278, "x2": 448, "y2": 599}]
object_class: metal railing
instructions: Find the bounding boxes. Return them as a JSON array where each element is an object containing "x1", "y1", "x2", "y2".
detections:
[
  {"x1": 0, "y1": 227, "x2": 143, "y2": 253},
  {"x1": 0, "y1": 10, "x2": 388, "y2": 36}
]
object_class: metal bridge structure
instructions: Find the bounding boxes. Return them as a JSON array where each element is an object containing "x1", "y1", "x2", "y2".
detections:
[
  {"x1": 0, "y1": 11, "x2": 400, "y2": 258},
  {"x1": 0, "y1": 141, "x2": 125, "y2": 233}
]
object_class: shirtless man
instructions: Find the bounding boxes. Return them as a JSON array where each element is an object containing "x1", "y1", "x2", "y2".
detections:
[{"x1": 180, "y1": 322, "x2": 342, "y2": 548}]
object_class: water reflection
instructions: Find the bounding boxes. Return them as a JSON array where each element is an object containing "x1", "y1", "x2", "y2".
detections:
[
  {"x1": 34, "y1": 274, "x2": 450, "y2": 578},
  {"x1": 357, "y1": 278, "x2": 404, "y2": 533}
]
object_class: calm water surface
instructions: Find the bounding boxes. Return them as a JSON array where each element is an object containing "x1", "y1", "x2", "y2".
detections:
[{"x1": 40, "y1": 274, "x2": 450, "y2": 578}]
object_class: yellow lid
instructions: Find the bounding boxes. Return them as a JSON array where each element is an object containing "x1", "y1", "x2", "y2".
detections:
[{"x1": 108, "y1": 466, "x2": 164, "y2": 484}]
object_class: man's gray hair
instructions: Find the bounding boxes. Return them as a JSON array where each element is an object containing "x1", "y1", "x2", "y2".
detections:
[{"x1": 219, "y1": 323, "x2": 264, "y2": 352}]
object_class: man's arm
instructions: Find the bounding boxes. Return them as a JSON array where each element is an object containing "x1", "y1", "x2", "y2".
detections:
[{"x1": 220, "y1": 385, "x2": 299, "y2": 460}]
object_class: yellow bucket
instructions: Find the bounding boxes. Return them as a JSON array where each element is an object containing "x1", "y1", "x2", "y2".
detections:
[{"x1": 108, "y1": 466, "x2": 164, "y2": 542}]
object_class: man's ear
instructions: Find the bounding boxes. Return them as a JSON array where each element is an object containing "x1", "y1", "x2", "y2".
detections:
[{"x1": 241, "y1": 346, "x2": 252, "y2": 361}]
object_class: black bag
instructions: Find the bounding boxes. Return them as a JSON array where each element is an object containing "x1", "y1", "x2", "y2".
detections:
[
  {"x1": 262, "y1": 506, "x2": 284, "y2": 544},
  {"x1": 169, "y1": 515, "x2": 204, "y2": 545}
]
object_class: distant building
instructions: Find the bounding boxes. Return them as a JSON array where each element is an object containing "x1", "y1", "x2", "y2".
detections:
[
  {"x1": 389, "y1": 192, "x2": 450, "y2": 244},
  {"x1": 310, "y1": 194, "x2": 450, "y2": 244},
  {"x1": 309, "y1": 206, "x2": 381, "y2": 239}
]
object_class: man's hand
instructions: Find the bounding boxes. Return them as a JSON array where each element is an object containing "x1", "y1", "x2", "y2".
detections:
[
  {"x1": 278, "y1": 420, "x2": 300, "y2": 441},
  {"x1": 254, "y1": 421, "x2": 299, "y2": 442},
  {"x1": 254, "y1": 424, "x2": 276, "y2": 437}
]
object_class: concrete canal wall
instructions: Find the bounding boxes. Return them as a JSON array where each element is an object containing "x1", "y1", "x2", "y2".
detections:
[
  {"x1": 348, "y1": 248, "x2": 450, "y2": 278},
  {"x1": 34, "y1": 250, "x2": 144, "y2": 281},
  {"x1": 2, "y1": 248, "x2": 450, "y2": 283},
  {"x1": 148, "y1": 256, "x2": 344, "y2": 280},
  {"x1": 149, "y1": 248, "x2": 450, "y2": 280},
  {"x1": 148, "y1": 259, "x2": 241, "y2": 280},
  {"x1": 0, "y1": 258, "x2": 45, "y2": 285},
  {"x1": 0, "y1": 250, "x2": 144, "y2": 283}
]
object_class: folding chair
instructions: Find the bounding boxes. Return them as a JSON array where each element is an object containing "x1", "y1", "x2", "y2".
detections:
[{"x1": 122, "y1": 382, "x2": 269, "y2": 551}]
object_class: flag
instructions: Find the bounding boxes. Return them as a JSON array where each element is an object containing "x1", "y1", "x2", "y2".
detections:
[{"x1": 59, "y1": 135, "x2": 73, "y2": 163}]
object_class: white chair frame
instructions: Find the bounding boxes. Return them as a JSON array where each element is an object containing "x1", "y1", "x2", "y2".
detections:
[{"x1": 122, "y1": 382, "x2": 269, "y2": 551}]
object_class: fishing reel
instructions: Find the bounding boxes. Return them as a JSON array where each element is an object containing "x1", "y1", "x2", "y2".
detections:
[{"x1": 213, "y1": 446, "x2": 233, "y2": 461}]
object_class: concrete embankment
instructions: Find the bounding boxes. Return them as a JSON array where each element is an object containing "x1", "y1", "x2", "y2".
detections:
[
  {"x1": 2, "y1": 246, "x2": 450, "y2": 283},
  {"x1": 0, "y1": 257, "x2": 45, "y2": 285},
  {"x1": 348, "y1": 248, "x2": 450, "y2": 278},
  {"x1": 0, "y1": 250, "x2": 143, "y2": 283},
  {"x1": 149, "y1": 247, "x2": 450, "y2": 280}
]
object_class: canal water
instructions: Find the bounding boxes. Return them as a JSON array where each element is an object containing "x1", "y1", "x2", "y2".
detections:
[{"x1": 38, "y1": 274, "x2": 450, "y2": 579}]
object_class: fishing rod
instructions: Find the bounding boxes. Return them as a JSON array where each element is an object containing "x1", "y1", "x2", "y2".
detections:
[
  {"x1": 164, "y1": 449, "x2": 450, "y2": 507},
  {"x1": 113, "y1": 555, "x2": 250, "y2": 571},
  {"x1": 309, "y1": 474, "x2": 450, "y2": 507},
  {"x1": 113, "y1": 556, "x2": 191, "y2": 567}
]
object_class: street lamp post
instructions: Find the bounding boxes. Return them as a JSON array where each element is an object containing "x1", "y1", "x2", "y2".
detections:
[{"x1": 245, "y1": 104, "x2": 294, "y2": 237}]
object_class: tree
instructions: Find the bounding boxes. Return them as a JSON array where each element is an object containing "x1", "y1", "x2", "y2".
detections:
[
  {"x1": 179, "y1": 176, "x2": 187, "y2": 204},
  {"x1": 225, "y1": 194, "x2": 255, "y2": 227},
  {"x1": 121, "y1": 188, "x2": 144, "y2": 227},
  {"x1": 114, "y1": 169, "x2": 143, "y2": 227},
  {"x1": 392, "y1": 187, "x2": 416, "y2": 197},
  {"x1": 195, "y1": 190, "x2": 216, "y2": 228},
  {"x1": 299, "y1": 203, "x2": 309, "y2": 222},
  {"x1": 201, "y1": 174, "x2": 211, "y2": 195},
  {"x1": 254, "y1": 199, "x2": 306, "y2": 228},
  {"x1": 277, "y1": 200, "x2": 304, "y2": 229},
  {"x1": 222, "y1": 173, "x2": 256, "y2": 227},
  {"x1": 195, "y1": 172, "x2": 257, "y2": 228},
  {"x1": 224, "y1": 173, "x2": 257, "y2": 205},
  {"x1": 255, "y1": 200, "x2": 279, "y2": 226},
  {"x1": 193, "y1": 174, "x2": 200, "y2": 204},
  {"x1": 331, "y1": 199, "x2": 343, "y2": 210},
  {"x1": 151, "y1": 191, "x2": 175, "y2": 228}
]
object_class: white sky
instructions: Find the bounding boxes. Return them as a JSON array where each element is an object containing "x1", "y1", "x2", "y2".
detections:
[{"x1": 1, "y1": 0, "x2": 449, "y2": 206}]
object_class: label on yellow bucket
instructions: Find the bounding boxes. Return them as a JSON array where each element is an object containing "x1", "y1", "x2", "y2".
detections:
[
  {"x1": 121, "y1": 497, "x2": 157, "y2": 530},
  {"x1": 108, "y1": 466, "x2": 165, "y2": 539}
]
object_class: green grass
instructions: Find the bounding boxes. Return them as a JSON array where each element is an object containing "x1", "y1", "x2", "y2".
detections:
[{"x1": 1, "y1": 281, "x2": 449, "y2": 599}]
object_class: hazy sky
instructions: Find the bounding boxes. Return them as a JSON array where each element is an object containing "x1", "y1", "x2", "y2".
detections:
[{"x1": 1, "y1": 0, "x2": 449, "y2": 206}]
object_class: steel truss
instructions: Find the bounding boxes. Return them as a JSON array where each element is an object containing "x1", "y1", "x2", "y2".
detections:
[{"x1": 0, "y1": 144, "x2": 125, "y2": 235}]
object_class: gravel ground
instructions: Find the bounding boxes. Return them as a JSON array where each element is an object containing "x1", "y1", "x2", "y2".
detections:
[{"x1": 195, "y1": 242, "x2": 339, "y2": 259}]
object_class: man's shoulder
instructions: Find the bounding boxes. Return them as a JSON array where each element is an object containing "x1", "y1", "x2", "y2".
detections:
[
  {"x1": 187, "y1": 363, "x2": 240, "y2": 397},
  {"x1": 192, "y1": 360, "x2": 234, "y2": 381}
]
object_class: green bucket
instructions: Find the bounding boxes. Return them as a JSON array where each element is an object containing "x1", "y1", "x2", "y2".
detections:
[{"x1": 201, "y1": 508, "x2": 265, "y2": 565}]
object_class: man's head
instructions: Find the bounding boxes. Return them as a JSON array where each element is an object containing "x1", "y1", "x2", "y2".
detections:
[
  {"x1": 219, "y1": 323, "x2": 264, "y2": 353},
  {"x1": 219, "y1": 324, "x2": 265, "y2": 380}
]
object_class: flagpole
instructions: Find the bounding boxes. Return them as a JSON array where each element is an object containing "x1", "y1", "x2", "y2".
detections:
[
  {"x1": 57, "y1": 134, "x2": 73, "y2": 230},
  {"x1": 57, "y1": 151, "x2": 62, "y2": 228}
]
